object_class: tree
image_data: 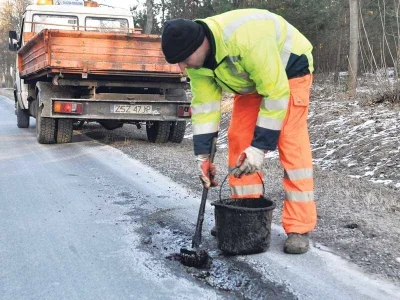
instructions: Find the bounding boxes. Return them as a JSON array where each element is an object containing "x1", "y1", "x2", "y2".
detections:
[
  {"x1": 348, "y1": 0, "x2": 360, "y2": 95},
  {"x1": 334, "y1": 0, "x2": 349, "y2": 83},
  {"x1": 144, "y1": 0, "x2": 154, "y2": 34},
  {"x1": 0, "y1": 0, "x2": 31, "y2": 87}
]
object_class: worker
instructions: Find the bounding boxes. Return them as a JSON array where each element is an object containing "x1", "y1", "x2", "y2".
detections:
[{"x1": 161, "y1": 9, "x2": 317, "y2": 254}]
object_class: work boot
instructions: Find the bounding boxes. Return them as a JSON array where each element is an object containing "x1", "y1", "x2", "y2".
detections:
[
  {"x1": 284, "y1": 233, "x2": 310, "y2": 254},
  {"x1": 210, "y1": 226, "x2": 217, "y2": 237}
]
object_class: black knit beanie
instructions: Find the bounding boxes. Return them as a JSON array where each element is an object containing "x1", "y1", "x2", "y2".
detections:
[{"x1": 162, "y1": 19, "x2": 205, "y2": 64}]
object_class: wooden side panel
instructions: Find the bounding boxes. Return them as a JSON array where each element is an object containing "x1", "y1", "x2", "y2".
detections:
[
  {"x1": 19, "y1": 30, "x2": 49, "y2": 76},
  {"x1": 18, "y1": 29, "x2": 182, "y2": 78}
]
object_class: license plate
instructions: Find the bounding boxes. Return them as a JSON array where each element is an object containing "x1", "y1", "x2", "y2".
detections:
[{"x1": 112, "y1": 104, "x2": 152, "y2": 114}]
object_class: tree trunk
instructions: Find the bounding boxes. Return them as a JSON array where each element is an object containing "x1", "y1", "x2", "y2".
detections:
[
  {"x1": 161, "y1": 0, "x2": 165, "y2": 26},
  {"x1": 348, "y1": 0, "x2": 360, "y2": 95},
  {"x1": 144, "y1": 0, "x2": 153, "y2": 34},
  {"x1": 334, "y1": 1, "x2": 348, "y2": 83}
]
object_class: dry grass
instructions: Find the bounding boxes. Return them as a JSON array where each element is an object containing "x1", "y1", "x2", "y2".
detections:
[
  {"x1": 359, "y1": 89, "x2": 400, "y2": 107},
  {"x1": 260, "y1": 159, "x2": 399, "y2": 214},
  {"x1": 314, "y1": 167, "x2": 399, "y2": 212}
]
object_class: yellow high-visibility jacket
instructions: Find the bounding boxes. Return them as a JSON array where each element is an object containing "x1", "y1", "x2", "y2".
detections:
[{"x1": 187, "y1": 9, "x2": 314, "y2": 155}]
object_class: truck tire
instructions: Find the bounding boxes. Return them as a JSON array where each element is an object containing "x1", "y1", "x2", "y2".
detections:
[
  {"x1": 16, "y1": 101, "x2": 30, "y2": 128},
  {"x1": 36, "y1": 102, "x2": 56, "y2": 144},
  {"x1": 56, "y1": 119, "x2": 73, "y2": 143},
  {"x1": 13, "y1": 82, "x2": 18, "y2": 102},
  {"x1": 146, "y1": 121, "x2": 170, "y2": 143},
  {"x1": 168, "y1": 121, "x2": 186, "y2": 143}
]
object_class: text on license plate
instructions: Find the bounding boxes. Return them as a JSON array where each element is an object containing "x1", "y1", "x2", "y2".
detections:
[{"x1": 112, "y1": 104, "x2": 152, "y2": 114}]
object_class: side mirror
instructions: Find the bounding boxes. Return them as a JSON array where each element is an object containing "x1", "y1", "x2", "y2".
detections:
[{"x1": 8, "y1": 31, "x2": 19, "y2": 51}]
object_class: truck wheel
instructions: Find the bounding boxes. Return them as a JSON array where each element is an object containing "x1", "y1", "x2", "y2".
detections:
[
  {"x1": 36, "y1": 103, "x2": 56, "y2": 144},
  {"x1": 168, "y1": 121, "x2": 186, "y2": 143},
  {"x1": 146, "y1": 121, "x2": 170, "y2": 143},
  {"x1": 16, "y1": 101, "x2": 30, "y2": 128},
  {"x1": 56, "y1": 119, "x2": 73, "y2": 143},
  {"x1": 13, "y1": 82, "x2": 18, "y2": 102}
]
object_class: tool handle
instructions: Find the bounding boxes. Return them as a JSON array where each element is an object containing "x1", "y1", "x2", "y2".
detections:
[
  {"x1": 192, "y1": 137, "x2": 217, "y2": 249},
  {"x1": 209, "y1": 137, "x2": 217, "y2": 164}
]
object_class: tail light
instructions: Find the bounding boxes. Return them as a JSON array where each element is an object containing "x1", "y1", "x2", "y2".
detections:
[
  {"x1": 177, "y1": 105, "x2": 191, "y2": 117},
  {"x1": 53, "y1": 101, "x2": 83, "y2": 114},
  {"x1": 84, "y1": 1, "x2": 99, "y2": 7},
  {"x1": 37, "y1": 0, "x2": 53, "y2": 4}
]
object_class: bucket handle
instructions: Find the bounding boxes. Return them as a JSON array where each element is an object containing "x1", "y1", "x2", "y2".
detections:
[{"x1": 219, "y1": 168, "x2": 265, "y2": 201}]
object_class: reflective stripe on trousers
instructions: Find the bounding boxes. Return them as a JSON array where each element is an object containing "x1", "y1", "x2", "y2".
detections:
[
  {"x1": 228, "y1": 93, "x2": 264, "y2": 199},
  {"x1": 227, "y1": 74, "x2": 317, "y2": 233}
]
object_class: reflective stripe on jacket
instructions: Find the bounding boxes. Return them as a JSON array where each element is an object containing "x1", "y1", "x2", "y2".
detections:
[{"x1": 187, "y1": 9, "x2": 314, "y2": 155}]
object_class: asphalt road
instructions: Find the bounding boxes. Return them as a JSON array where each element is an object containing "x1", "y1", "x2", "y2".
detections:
[
  {"x1": 0, "y1": 96, "x2": 225, "y2": 300},
  {"x1": 1, "y1": 94, "x2": 399, "y2": 300}
]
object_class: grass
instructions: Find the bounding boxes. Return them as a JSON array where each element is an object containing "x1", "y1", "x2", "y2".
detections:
[
  {"x1": 254, "y1": 157, "x2": 399, "y2": 226},
  {"x1": 314, "y1": 167, "x2": 399, "y2": 212}
]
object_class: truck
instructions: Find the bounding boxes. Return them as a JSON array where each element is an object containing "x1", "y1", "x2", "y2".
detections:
[{"x1": 8, "y1": 0, "x2": 191, "y2": 144}]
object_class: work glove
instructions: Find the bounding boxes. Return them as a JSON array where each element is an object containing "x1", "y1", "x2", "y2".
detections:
[
  {"x1": 196, "y1": 154, "x2": 218, "y2": 188},
  {"x1": 232, "y1": 146, "x2": 265, "y2": 178}
]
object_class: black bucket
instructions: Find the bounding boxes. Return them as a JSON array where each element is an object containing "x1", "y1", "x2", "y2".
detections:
[{"x1": 211, "y1": 174, "x2": 276, "y2": 255}]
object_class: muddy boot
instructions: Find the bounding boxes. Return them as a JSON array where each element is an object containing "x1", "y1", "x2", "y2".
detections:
[
  {"x1": 210, "y1": 226, "x2": 217, "y2": 237},
  {"x1": 284, "y1": 233, "x2": 309, "y2": 254}
]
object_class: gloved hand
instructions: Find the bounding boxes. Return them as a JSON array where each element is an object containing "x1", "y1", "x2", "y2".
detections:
[
  {"x1": 232, "y1": 146, "x2": 265, "y2": 178},
  {"x1": 196, "y1": 154, "x2": 218, "y2": 188}
]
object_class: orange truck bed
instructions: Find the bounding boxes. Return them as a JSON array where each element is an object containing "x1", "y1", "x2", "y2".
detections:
[{"x1": 18, "y1": 29, "x2": 182, "y2": 80}]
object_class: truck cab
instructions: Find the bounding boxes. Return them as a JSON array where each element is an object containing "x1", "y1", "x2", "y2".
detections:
[{"x1": 9, "y1": 0, "x2": 190, "y2": 144}]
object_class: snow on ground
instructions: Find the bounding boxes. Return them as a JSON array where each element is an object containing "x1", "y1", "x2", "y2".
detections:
[
  {"x1": 186, "y1": 79, "x2": 400, "y2": 190},
  {"x1": 309, "y1": 82, "x2": 400, "y2": 190}
]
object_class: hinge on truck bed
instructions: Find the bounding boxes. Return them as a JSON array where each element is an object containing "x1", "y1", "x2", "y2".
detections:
[
  {"x1": 82, "y1": 61, "x2": 88, "y2": 79},
  {"x1": 52, "y1": 71, "x2": 64, "y2": 86}
]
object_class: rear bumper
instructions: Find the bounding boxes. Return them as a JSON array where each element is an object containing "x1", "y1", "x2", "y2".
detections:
[{"x1": 43, "y1": 98, "x2": 191, "y2": 121}]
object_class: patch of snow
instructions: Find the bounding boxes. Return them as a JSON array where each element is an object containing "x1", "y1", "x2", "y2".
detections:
[
  {"x1": 370, "y1": 179, "x2": 393, "y2": 185},
  {"x1": 353, "y1": 120, "x2": 375, "y2": 131},
  {"x1": 311, "y1": 144, "x2": 327, "y2": 151},
  {"x1": 325, "y1": 149, "x2": 336, "y2": 156},
  {"x1": 349, "y1": 175, "x2": 361, "y2": 179},
  {"x1": 325, "y1": 117, "x2": 347, "y2": 126},
  {"x1": 352, "y1": 111, "x2": 363, "y2": 116}
]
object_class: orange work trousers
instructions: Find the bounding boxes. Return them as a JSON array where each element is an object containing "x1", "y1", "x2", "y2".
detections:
[{"x1": 227, "y1": 74, "x2": 317, "y2": 234}]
